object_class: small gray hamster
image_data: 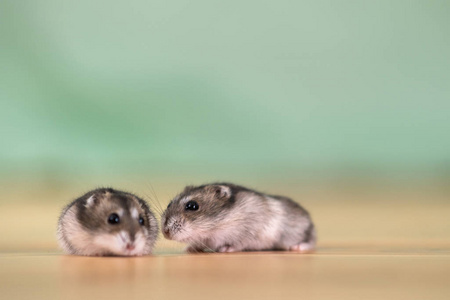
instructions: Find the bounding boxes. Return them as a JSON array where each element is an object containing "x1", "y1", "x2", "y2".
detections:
[
  {"x1": 161, "y1": 183, "x2": 316, "y2": 253},
  {"x1": 57, "y1": 188, "x2": 158, "y2": 256}
]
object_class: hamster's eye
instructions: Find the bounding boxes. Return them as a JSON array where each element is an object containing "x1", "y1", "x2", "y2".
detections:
[
  {"x1": 185, "y1": 200, "x2": 199, "y2": 211},
  {"x1": 167, "y1": 202, "x2": 172, "y2": 208},
  {"x1": 108, "y1": 213, "x2": 120, "y2": 225},
  {"x1": 138, "y1": 216, "x2": 145, "y2": 226}
]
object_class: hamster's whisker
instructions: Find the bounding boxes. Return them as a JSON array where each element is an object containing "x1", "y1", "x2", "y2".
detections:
[
  {"x1": 177, "y1": 228, "x2": 217, "y2": 253},
  {"x1": 194, "y1": 240, "x2": 217, "y2": 254},
  {"x1": 198, "y1": 241, "x2": 216, "y2": 253},
  {"x1": 141, "y1": 191, "x2": 163, "y2": 215},
  {"x1": 142, "y1": 192, "x2": 164, "y2": 217},
  {"x1": 140, "y1": 185, "x2": 164, "y2": 217},
  {"x1": 145, "y1": 182, "x2": 165, "y2": 215}
]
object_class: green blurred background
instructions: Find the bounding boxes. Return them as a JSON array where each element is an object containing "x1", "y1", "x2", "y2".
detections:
[
  {"x1": 1, "y1": 0, "x2": 450, "y2": 190},
  {"x1": 1, "y1": 0, "x2": 450, "y2": 252}
]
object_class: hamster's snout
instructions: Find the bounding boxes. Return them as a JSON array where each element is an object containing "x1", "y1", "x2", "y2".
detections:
[
  {"x1": 119, "y1": 231, "x2": 146, "y2": 255},
  {"x1": 162, "y1": 216, "x2": 183, "y2": 240},
  {"x1": 162, "y1": 224, "x2": 172, "y2": 239},
  {"x1": 161, "y1": 216, "x2": 171, "y2": 239},
  {"x1": 126, "y1": 243, "x2": 135, "y2": 251},
  {"x1": 120, "y1": 231, "x2": 137, "y2": 249}
]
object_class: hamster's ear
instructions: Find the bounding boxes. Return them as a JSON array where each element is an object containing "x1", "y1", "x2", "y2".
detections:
[
  {"x1": 84, "y1": 195, "x2": 98, "y2": 208},
  {"x1": 214, "y1": 185, "x2": 231, "y2": 200}
]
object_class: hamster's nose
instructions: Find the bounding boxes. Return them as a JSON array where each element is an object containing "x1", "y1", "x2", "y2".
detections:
[
  {"x1": 163, "y1": 227, "x2": 171, "y2": 239},
  {"x1": 126, "y1": 243, "x2": 135, "y2": 251}
]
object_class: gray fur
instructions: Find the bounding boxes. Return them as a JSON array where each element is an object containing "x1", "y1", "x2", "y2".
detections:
[
  {"x1": 57, "y1": 188, "x2": 158, "y2": 256},
  {"x1": 161, "y1": 183, "x2": 316, "y2": 253}
]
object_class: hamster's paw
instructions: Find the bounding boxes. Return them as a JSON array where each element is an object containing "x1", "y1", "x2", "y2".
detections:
[
  {"x1": 217, "y1": 245, "x2": 237, "y2": 253},
  {"x1": 289, "y1": 243, "x2": 315, "y2": 253}
]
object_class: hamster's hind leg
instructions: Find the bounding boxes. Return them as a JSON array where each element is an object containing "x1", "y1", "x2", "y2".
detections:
[
  {"x1": 290, "y1": 224, "x2": 316, "y2": 253},
  {"x1": 289, "y1": 242, "x2": 315, "y2": 253}
]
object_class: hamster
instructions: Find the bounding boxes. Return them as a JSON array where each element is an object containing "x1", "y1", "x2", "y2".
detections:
[
  {"x1": 57, "y1": 188, "x2": 158, "y2": 256},
  {"x1": 161, "y1": 183, "x2": 316, "y2": 253}
]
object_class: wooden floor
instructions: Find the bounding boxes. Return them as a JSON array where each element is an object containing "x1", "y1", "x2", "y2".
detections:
[
  {"x1": 1, "y1": 246, "x2": 450, "y2": 300},
  {"x1": 1, "y1": 184, "x2": 449, "y2": 299}
]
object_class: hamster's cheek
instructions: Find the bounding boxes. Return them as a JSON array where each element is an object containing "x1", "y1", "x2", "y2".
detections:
[
  {"x1": 93, "y1": 234, "x2": 124, "y2": 256},
  {"x1": 172, "y1": 224, "x2": 195, "y2": 243},
  {"x1": 133, "y1": 232, "x2": 147, "y2": 254}
]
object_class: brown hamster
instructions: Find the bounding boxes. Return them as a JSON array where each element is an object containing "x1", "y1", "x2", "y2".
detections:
[
  {"x1": 57, "y1": 188, "x2": 158, "y2": 256},
  {"x1": 161, "y1": 183, "x2": 316, "y2": 253}
]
